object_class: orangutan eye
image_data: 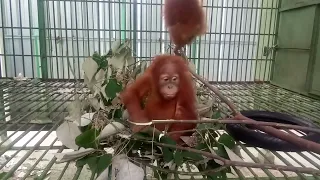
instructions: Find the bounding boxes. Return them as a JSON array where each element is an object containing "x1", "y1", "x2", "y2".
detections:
[{"x1": 172, "y1": 77, "x2": 177, "y2": 81}]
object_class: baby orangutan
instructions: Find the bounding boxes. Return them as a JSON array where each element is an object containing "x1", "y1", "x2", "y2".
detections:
[{"x1": 120, "y1": 55, "x2": 198, "y2": 144}]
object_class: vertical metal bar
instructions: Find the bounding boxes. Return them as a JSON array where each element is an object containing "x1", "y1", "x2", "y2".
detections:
[
  {"x1": 0, "y1": 2, "x2": 3, "y2": 77},
  {"x1": 201, "y1": 0, "x2": 208, "y2": 77},
  {"x1": 254, "y1": 0, "x2": 264, "y2": 81},
  {"x1": 52, "y1": 1, "x2": 59, "y2": 79},
  {"x1": 87, "y1": 0, "x2": 90, "y2": 55},
  {"x1": 206, "y1": 0, "x2": 214, "y2": 80},
  {"x1": 9, "y1": 0, "x2": 17, "y2": 76},
  {"x1": 140, "y1": 1, "x2": 142, "y2": 59},
  {"x1": 197, "y1": 39, "x2": 201, "y2": 75},
  {"x1": 226, "y1": 0, "x2": 234, "y2": 82},
  {"x1": 91, "y1": 1, "x2": 95, "y2": 52},
  {"x1": 0, "y1": 0, "x2": 8, "y2": 77},
  {"x1": 217, "y1": 0, "x2": 224, "y2": 82},
  {"x1": 149, "y1": 1, "x2": 152, "y2": 59},
  {"x1": 144, "y1": 1, "x2": 147, "y2": 58},
  {"x1": 130, "y1": 0, "x2": 133, "y2": 42},
  {"x1": 235, "y1": 0, "x2": 244, "y2": 81},
  {"x1": 81, "y1": 0, "x2": 86, "y2": 58},
  {"x1": 239, "y1": 0, "x2": 250, "y2": 81},
  {"x1": 132, "y1": 0, "x2": 137, "y2": 54},
  {"x1": 249, "y1": 0, "x2": 260, "y2": 81},
  {"x1": 97, "y1": 0, "x2": 101, "y2": 53},
  {"x1": 101, "y1": 0, "x2": 105, "y2": 53},
  {"x1": 37, "y1": 0, "x2": 48, "y2": 79},
  {"x1": 259, "y1": 0, "x2": 271, "y2": 81},
  {"x1": 244, "y1": 0, "x2": 255, "y2": 81},
  {"x1": 270, "y1": 0, "x2": 282, "y2": 81},
  {"x1": 231, "y1": 0, "x2": 239, "y2": 82},
  {"x1": 57, "y1": 1, "x2": 64, "y2": 79},
  {"x1": 28, "y1": 0, "x2": 35, "y2": 78},
  {"x1": 220, "y1": 0, "x2": 228, "y2": 81},
  {"x1": 195, "y1": 0, "x2": 205, "y2": 75},
  {"x1": 154, "y1": 0, "x2": 158, "y2": 54},
  {"x1": 191, "y1": 40, "x2": 197, "y2": 65},
  {"x1": 45, "y1": 0, "x2": 53, "y2": 78},
  {"x1": 121, "y1": 0, "x2": 127, "y2": 40},
  {"x1": 18, "y1": 0, "x2": 25, "y2": 76},
  {"x1": 74, "y1": 0, "x2": 80, "y2": 79},
  {"x1": 70, "y1": 0, "x2": 76, "y2": 79},
  {"x1": 108, "y1": 0, "x2": 112, "y2": 49},
  {"x1": 64, "y1": 0, "x2": 70, "y2": 79},
  {"x1": 159, "y1": 0, "x2": 162, "y2": 53},
  {"x1": 118, "y1": 0, "x2": 121, "y2": 40},
  {"x1": 213, "y1": 0, "x2": 220, "y2": 81},
  {"x1": 263, "y1": 0, "x2": 276, "y2": 81}
]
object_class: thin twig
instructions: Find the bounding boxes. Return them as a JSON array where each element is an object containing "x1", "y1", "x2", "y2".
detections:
[
  {"x1": 151, "y1": 142, "x2": 320, "y2": 175},
  {"x1": 127, "y1": 119, "x2": 320, "y2": 134}
]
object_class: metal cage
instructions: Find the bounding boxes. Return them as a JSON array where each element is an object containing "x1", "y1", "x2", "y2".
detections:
[{"x1": 1, "y1": 0, "x2": 320, "y2": 179}]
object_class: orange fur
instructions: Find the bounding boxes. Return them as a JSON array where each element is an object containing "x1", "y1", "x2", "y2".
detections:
[
  {"x1": 120, "y1": 55, "x2": 198, "y2": 143},
  {"x1": 164, "y1": 0, "x2": 207, "y2": 52}
]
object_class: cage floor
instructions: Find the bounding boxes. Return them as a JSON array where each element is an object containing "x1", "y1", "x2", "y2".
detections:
[{"x1": 0, "y1": 80, "x2": 320, "y2": 180}]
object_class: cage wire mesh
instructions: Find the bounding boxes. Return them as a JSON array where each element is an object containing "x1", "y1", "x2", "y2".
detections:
[{"x1": 0, "y1": 0, "x2": 320, "y2": 179}]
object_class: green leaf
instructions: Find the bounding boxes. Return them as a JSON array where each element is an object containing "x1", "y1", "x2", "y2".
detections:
[
  {"x1": 105, "y1": 79, "x2": 123, "y2": 99},
  {"x1": 77, "y1": 155, "x2": 99, "y2": 172},
  {"x1": 216, "y1": 144, "x2": 229, "y2": 159},
  {"x1": 207, "y1": 159, "x2": 222, "y2": 169},
  {"x1": 163, "y1": 147, "x2": 174, "y2": 163},
  {"x1": 135, "y1": 132, "x2": 152, "y2": 138},
  {"x1": 97, "y1": 154, "x2": 113, "y2": 176},
  {"x1": 181, "y1": 151, "x2": 204, "y2": 161},
  {"x1": 108, "y1": 108, "x2": 123, "y2": 119},
  {"x1": 174, "y1": 151, "x2": 183, "y2": 166},
  {"x1": 218, "y1": 133, "x2": 235, "y2": 149},
  {"x1": 159, "y1": 136, "x2": 177, "y2": 146},
  {"x1": 207, "y1": 129, "x2": 218, "y2": 137},
  {"x1": 159, "y1": 137, "x2": 176, "y2": 163},
  {"x1": 75, "y1": 129, "x2": 100, "y2": 149},
  {"x1": 76, "y1": 153, "x2": 112, "y2": 176},
  {"x1": 127, "y1": 140, "x2": 144, "y2": 151},
  {"x1": 195, "y1": 143, "x2": 210, "y2": 152},
  {"x1": 76, "y1": 157, "x2": 89, "y2": 167},
  {"x1": 92, "y1": 51, "x2": 109, "y2": 70},
  {"x1": 212, "y1": 111, "x2": 222, "y2": 119},
  {"x1": 0, "y1": 172, "x2": 12, "y2": 179}
]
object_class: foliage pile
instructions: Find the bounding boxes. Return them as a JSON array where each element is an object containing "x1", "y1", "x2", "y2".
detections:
[{"x1": 54, "y1": 40, "x2": 242, "y2": 180}]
